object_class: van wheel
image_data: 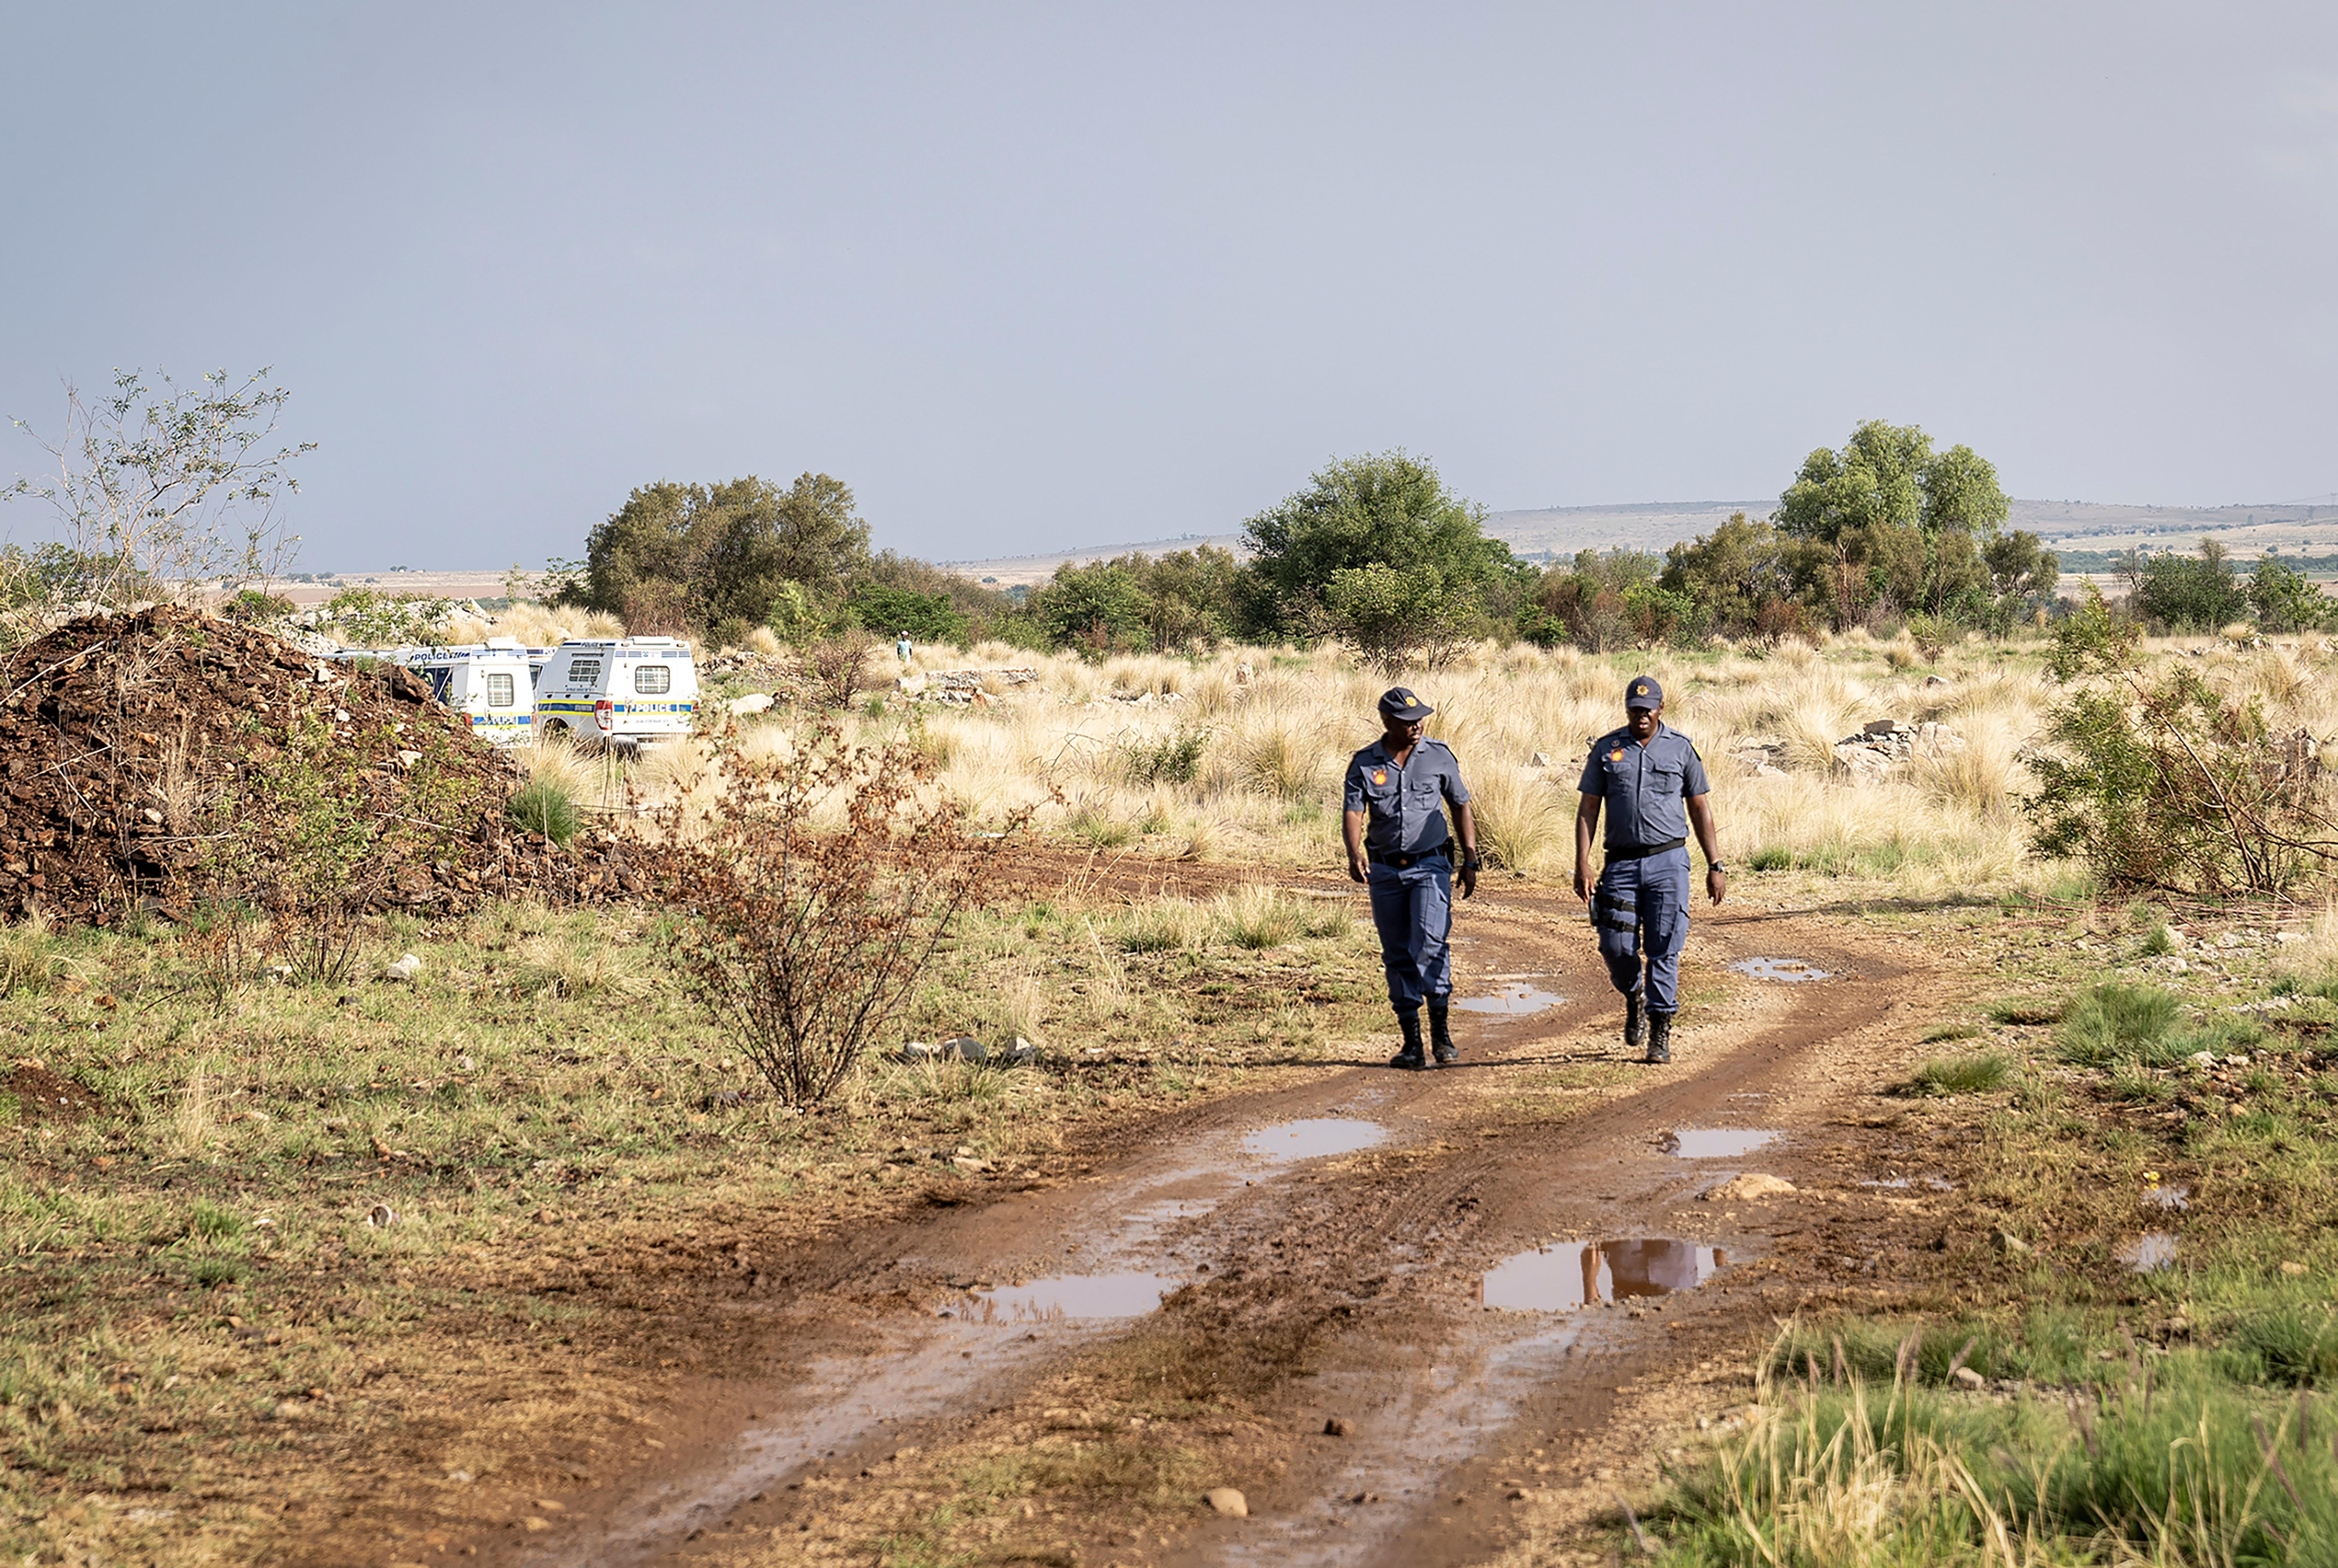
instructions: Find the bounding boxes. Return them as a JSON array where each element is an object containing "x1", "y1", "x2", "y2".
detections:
[{"x1": 541, "y1": 719, "x2": 570, "y2": 739}]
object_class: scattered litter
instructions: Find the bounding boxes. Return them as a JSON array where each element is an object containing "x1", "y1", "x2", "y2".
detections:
[{"x1": 366, "y1": 1203, "x2": 397, "y2": 1228}]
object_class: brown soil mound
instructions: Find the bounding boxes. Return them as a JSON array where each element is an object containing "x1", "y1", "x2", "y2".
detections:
[{"x1": 0, "y1": 607, "x2": 648, "y2": 926}]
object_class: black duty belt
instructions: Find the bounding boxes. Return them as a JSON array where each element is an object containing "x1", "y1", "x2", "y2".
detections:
[
  {"x1": 1603, "y1": 837, "x2": 1686, "y2": 862},
  {"x1": 1367, "y1": 844, "x2": 1450, "y2": 869}
]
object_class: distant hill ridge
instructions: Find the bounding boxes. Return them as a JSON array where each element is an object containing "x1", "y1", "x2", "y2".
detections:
[{"x1": 942, "y1": 497, "x2": 2338, "y2": 586}]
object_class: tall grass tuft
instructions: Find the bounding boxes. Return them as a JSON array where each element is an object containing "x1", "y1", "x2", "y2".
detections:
[
  {"x1": 1469, "y1": 768, "x2": 1570, "y2": 873},
  {"x1": 1656, "y1": 1346, "x2": 2338, "y2": 1566},
  {"x1": 1894, "y1": 1053, "x2": 2014, "y2": 1097},
  {"x1": 508, "y1": 779, "x2": 580, "y2": 845},
  {"x1": 0, "y1": 911, "x2": 61, "y2": 998},
  {"x1": 2056, "y1": 983, "x2": 2180, "y2": 1067}
]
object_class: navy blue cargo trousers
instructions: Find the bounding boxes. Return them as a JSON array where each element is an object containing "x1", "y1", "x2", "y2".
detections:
[
  {"x1": 1368, "y1": 856, "x2": 1452, "y2": 1015},
  {"x1": 1591, "y1": 846, "x2": 1692, "y2": 1014}
]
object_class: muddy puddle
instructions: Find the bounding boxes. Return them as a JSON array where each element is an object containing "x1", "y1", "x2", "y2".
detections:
[
  {"x1": 1659, "y1": 1127, "x2": 1778, "y2": 1158},
  {"x1": 1731, "y1": 956, "x2": 1830, "y2": 983},
  {"x1": 1479, "y1": 1240, "x2": 1729, "y2": 1311},
  {"x1": 1241, "y1": 1117, "x2": 1389, "y2": 1160},
  {"x1": 1455, "y1": 978, "x2": 1565, "y2": 1015},
  {"x1": 2117, "y1": 1233, "x2": 2179, "y2": 1272},
  {"x1": 569, "y1": 1108, "x2": 1398, "y2": 1564},
  {"x1": 947, "y1": 1272, "x2": 1177, "y2": 1323}
]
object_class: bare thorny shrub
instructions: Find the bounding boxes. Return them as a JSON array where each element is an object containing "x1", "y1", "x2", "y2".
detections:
[
  {"x1": 792, "y1": 634, "x2": 876, "y2": 710},
  {"x1": 658, "y1": 721, "x2": 1041, "y2": 1107}
]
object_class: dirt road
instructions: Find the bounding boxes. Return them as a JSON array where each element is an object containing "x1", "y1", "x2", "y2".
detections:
[{"x1": 345, "y1": 882, "x2": 1969, "y2": 1568}]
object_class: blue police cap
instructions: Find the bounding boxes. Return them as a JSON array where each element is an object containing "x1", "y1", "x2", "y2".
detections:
[
  {"x1": 1378, "y1": 687, "x2": 1434, "y2": 721},
  {"x1": 1625, "y1": 676, "x2": 1663, "y2": 710}
]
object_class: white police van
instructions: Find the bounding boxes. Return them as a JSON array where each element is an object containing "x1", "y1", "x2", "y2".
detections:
[
  {"x1": 532, "y1": 637, "x2": 698, "y2": 746},
  {"x1": 403, "y1": 638, "x2": 536, "y2": 748}
]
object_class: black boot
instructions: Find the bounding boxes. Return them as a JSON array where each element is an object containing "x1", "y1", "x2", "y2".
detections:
[
  {"x1": 1624, "y1": 988, "x2": 1645, "y2": 1052},
  {"x1": 1388, "y1": 1012, "x2": 1428, "y2": 1070},
  {"x1": 1646, "y1": 1010, "x2": 1674, "y2": 1065},
  {"x1": 1428, "y1": 998, "x2": 1457, "y2": 1065}
]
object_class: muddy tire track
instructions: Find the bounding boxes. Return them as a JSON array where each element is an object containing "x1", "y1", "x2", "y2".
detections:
[{"x1": 382, "y1": 891, "x2": 1941, "y2": 1568}]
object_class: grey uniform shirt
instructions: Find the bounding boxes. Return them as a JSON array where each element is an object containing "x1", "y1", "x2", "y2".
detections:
[
  {"x1": 1345, "y1": 737, "x2": 1472, "y2": 856},
  {"x1": 1577, "y1": 722, "x2": 1709, "y2": 851}
]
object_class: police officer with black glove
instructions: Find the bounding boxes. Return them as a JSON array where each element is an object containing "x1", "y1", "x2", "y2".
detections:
[
  {"x1": 1574, "y1": 676, "x2": 1727, "y2": 1065},
  {"x1": 1344, "y1": 687, "x2": 1480, "y2": 1070}
]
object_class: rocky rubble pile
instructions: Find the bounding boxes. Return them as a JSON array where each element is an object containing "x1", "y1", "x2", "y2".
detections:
[
  {"x1": 0, "y1": 607, "x2": 640, "y2": 927},
  {"x1": 893, "y1": 668, "x2": 1042, "y2": 706},
  {"x1": 1731, "y1": 718, "x2": 1968, "y2": 779}
]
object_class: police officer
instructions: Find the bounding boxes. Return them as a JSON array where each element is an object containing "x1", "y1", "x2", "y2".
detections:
[
  {"x1": 1573, "y1": 676, "x2": 1727, "y2": 1065},
  {"x1": 1344, "y1": 687, "x2": 1480, "y2": 1070}
]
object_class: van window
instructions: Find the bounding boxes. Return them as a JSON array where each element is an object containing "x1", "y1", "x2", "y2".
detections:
[
  {"x1": 486, "y1": 672, "x2": 516, "y2": 708},
  {"x1": 423, "y1": 667, "x2": 454, "y2": 703},
  {"x1": 633, "y1": 664, "x2": 671, "y2": 695},
  {"x1": 567, "y1": 658, "x2": 602, "y2": 688}
]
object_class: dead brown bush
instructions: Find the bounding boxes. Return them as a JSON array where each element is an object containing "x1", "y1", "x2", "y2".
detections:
[{"x1": 660, "y1": 722, "x2": 1037, "y2": 1106}]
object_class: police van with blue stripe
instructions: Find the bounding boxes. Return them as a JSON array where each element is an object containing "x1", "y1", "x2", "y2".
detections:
[
  {"x1": 530, "y1": 636, "x2": 698, "y2": 747},
  {"x1": 333, "y1": 638, "x2": 537, "y2": 748}
]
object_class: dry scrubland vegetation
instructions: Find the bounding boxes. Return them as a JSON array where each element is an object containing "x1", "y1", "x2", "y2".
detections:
[{"x1": 12, "y1": 625, "x2": 2338, "y2": 1564}]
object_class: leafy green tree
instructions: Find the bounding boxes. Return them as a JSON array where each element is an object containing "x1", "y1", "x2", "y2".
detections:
[
  {"x1": 1034, "y1": 560, "x2": 1151, "y2": 655},
  {"x1": 1658, "y1": 512, "x2": 1804, "y2": 639},
  {"x1": 1774, "y1": 420, "x2": 2004, "y2": 624},
  {"x1": 1127, "y1": 544, "x2": 1244, "y2": 652},
  {"x1": 573, "y1": 473, "x2": 871, "y2": 637},
  {"x1": 2247, "y1": 553, "x2": 2330, "y2": 634},
  {"x1": 1983, "y1": 529, "x2": 2060, "y2": 600},
  {"x1": 2134, "y1": 539, "x2": 2247, "y2": 631},
  {"x1": 1321, "y1": 561, "x2": 1480, "y2": 673},
  {"x1": 846, "y1": 583, "x2": 970, "y2": 645},
  {"x1": 1239, "y1": 452, "x2": 1509, "y2": 639}
]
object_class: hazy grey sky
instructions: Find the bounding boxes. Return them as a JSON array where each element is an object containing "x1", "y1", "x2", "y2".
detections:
[{"x1": 4, "y1": 2, "x2": 2334, "y2": 570}]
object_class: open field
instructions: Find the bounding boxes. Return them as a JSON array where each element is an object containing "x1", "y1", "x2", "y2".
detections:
[{"x1": 6, "y1": 629, "x2": 2338, "y2": 1566}]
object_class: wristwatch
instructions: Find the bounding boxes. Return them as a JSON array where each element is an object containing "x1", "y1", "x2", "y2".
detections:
[{"x1": 1709, "y1": 862, "x2": 1730, "y2": 874}]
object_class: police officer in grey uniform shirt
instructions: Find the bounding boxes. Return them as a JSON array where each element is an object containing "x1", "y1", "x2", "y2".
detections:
[
  {"x1": 1574, "y1": 676, "x2": 1727, "y2": 1064},
  {"x1": 1344, "y1": 687, "x2": 1480, "y2": 1070}
]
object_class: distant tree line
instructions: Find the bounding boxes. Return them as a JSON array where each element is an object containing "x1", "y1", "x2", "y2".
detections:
[{"x1": 551, "y1": 421, "x2": 2085, "y2": 667}]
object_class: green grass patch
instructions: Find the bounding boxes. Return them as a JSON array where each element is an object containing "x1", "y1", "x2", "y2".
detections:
[
  {"x1": 1986, "y1": 995, "x2": 2064, "y2": 1027},
  {"x1": 1892, "y1": 1052, "x2": 2012, "y2": 1098}
]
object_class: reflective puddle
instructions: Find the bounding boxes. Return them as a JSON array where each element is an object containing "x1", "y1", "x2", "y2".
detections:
[
  {"x1": 2117, "y1": 1233, "x2": 2179, "y2": 1273},
  {"x1": 1732, "y1": 957, "x2": 1831, "y2": 983},
  {"x1": 1241, "y1": 1118, "x2": 1388, "y2": 1160},
  {"x1": 945, "y1": 1272, "x2": 1176, "y2": 1323},
  {"x1": 1660, "y1": 1127, "x2": 1779, "y2": 1158},
  {"x1": 2143, "y1": 1185, "x2": 2190, "y2": 1211},
  {"x1": 1456, "y1": 980, "x2": 1565, "y2": 1015},
  {"x1": 1481, "y1": 1239, "x2": 1729, "y2": 1311}
]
